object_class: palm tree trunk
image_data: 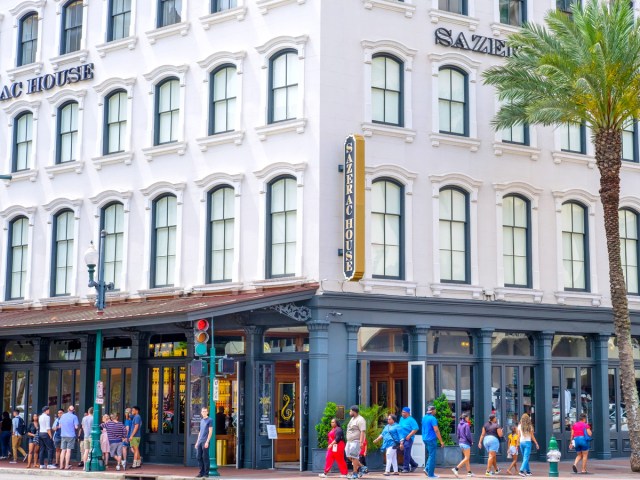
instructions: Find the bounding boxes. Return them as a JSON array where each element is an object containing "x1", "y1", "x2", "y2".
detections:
[{"x1": 594, "y1": 128, "x2": 640, "y2": 471}]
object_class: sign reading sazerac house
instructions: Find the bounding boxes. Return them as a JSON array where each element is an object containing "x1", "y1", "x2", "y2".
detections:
[
  {"x1": 435, "y1": 27, "x2": 514, "y2": 58},
  {"x1": 343, "y1": 134, "x2": 365, "y2": 281},
  {"x1": 0, "y1": 63, "x2": 95, "y2": 102}
]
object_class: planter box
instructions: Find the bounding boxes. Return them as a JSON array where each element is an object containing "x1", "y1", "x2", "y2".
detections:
[
  {"x1": 436, "y1": 445, "x2": 462, "y2": 467},
  {"x1": 312, "y1": 448, "x2": 327, "y2": 472}
]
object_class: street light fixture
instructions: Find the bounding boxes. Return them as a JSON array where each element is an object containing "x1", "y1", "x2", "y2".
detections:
[
  {"x1": 0, "y1": 174, "x2": 12, "y2": 180},
  {"x1": 83, "y1": 230, "x2": 114, "y2": 472}
]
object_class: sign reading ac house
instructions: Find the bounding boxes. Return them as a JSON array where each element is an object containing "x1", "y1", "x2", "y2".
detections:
[
  {"x1": 0, "y1": 63, "x2": 95, "y2": 101},
  {"x1": 343, "y1": 134, "x2": 365, "y2": 282},
  {"x1": 435, "y1": 27, "x2": 514, "y2": 57}
]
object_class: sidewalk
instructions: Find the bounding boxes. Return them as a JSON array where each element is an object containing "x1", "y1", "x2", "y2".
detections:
[{"x1": 0, "y1": 458, "x2": 637, "y2": 479}]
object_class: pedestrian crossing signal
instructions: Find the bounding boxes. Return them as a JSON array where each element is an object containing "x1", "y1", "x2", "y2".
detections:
[{"x1": 194, "y1": 318, "x2": 209, "y2": 356}]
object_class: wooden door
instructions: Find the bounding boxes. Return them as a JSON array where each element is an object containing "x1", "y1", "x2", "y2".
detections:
[{"x1": 274, "y1": 362, "x2": 299, "y2": 462}]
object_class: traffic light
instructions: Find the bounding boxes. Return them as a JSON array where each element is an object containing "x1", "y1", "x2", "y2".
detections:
[{"x1": 194, "y1": 318, "x2": 209, "y2": 356}]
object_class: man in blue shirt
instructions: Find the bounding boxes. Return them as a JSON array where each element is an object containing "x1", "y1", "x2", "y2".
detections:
[
  {"x1": 58, "y1": 405, "x2": 79, "y2": 470},
  {"x1": 196, "y1": 408, "x2": 213, "y2": 479},
  {"x1": 398, "y1": 407, "x2": 419, "y2": 473},
  {"x1": 422, "y1": 405, "x2": 445, "y2": 478}
]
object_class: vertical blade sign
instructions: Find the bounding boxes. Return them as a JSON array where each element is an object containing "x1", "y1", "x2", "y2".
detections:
[{"x1": 343, "y1": 134, "x2": 365, "y2": 281}]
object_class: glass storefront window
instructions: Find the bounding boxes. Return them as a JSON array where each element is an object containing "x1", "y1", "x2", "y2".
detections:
[
  {"x1": 552, "y1": 367, "x2": 560, "y2": 432},
  {"x1": 358, "y1": 327, "x2": 409, "y2": 353},
  {"x1": 263, "y1": 327, "x2": 309, "y2": 353},
  {"x1": 214, "y1": 332, "x2": 245, "y2": 356},
  {"x1": 580, "y1": 368, "x2": 593, "y2": 424},
  {"x1": 461, "y1": 365, "x2": 474, "y2": 432},
  {"x1": 608, "y1": 368, "x2": 617, "y2": 431},
  {"x1": 48, "y1": 371, "x2": 59, "y2": 407},
  {"x1": 4, "y1": 341, "x2": 34, "y2": 362},
  {"x1": 564, "y1": 367, "x2": 578, "y2": 429},
  {"x1": 523, "y1": 367, "x2": 535, "y2": 425},
  {"x1": 3, "y1": 372, "x2": 13, "y2": 413},
  {"x1": 607, "y1": 336, "x2": 640, "y2": 360},
  {"x1": 149, "y1": 334, "x2": 187, "y2": 357},
  {"x1": 492, "y1": 332, "x2": 533, "y2": 356},
  {"x1": 426, "y1": 365, "x2": 436, "y2": 406},
  {"x1": 441, "y1": 365, "x2": 456, "y2": 432},
  {"x1": 428, "y1": 330, "x2": 473, "y2": 355},
  {"x1": 552, "y1": 334, "x2": 591, "y2": 357},
  {"x1": 2, "y1": 371, "x2": 31, "y2": 418},
  {"x1": 103, "y1": 337, "x2": 132, "y2": 359},
  {"x1": 50, "y1": 340, "x2": 81, "y2": 361}
]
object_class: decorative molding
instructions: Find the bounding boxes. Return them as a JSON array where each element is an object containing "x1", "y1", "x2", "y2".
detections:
[
  {"x1": 88, "y1": 190, "x2": 133, "y2": 213},
  {"x1": 554, "y1": 291, "x2": 602, "y2": 307},
  {"x1": 552, "y1": 150, "x2": 596, "y2": 169},
  {"x1": 93, "y1": 77, "x2": 136, "y2": 96},
  {"x1": 136, "y1": 286, "x2": 184, "y2": 298},
  {"x1": 42, "y1": 197, "x2": 82, "y2": 217},
  {"x1": 489, "y1": 22, "x2": 521, "y2": 37},
  {"x1": 254, "y1": 161, "x2": 306, "y2": 188},
  {"x1": 269, "y1": 303, "x2": 312, "y2": 322},
  {"x1": 190, "y1": 282, "x2": 244, "y2": 294},
  {"x1": 255, "y1": 118, "x2": 306, "y2": 140},
  {"x1": 360, "y1": 278, "x2": 418, "y2": 296},
  {"x1": 620, "y1": 196, "x2": 640, "y2": 213},
  {"x1": 3, "y1": 169, "x2": 38, "y2": 185},
  {"x1": 251, "y1": 276, "x2": 310, "y2": 288},
  {"x1": 145, "y1": 21, "x2": 191, "y2": 44},
  {"x1": 200, "y1": 6, "x2": 247, "y2": 28},
  {"x1": 428, "y1": 8, "x2": 480, "y2": 31},
  {"x1": 494, "y1": 287, "x2": 544, "y2": 304},
  {"x1": 46, "y1": 88, "x2": 87, "y2": 109},
  {"x1": 428, "y1": 51, "x2": 482, "y2": 71},
  {"x1": 256, "y1": 0, "x2": 306, "y2": 15},
  {"x1": 140, "y1": 181, "x2": 186, "y2": 205},
  {"x1": 255, "y1": 35, "x2": 308, "y2": 65},
  {"x1": 361, "y1": 122, "x2": 416, "y2": 143},
  {"x1": 365, "y1": 164, "x2": 418, "y2": 194},
  {"x1": 430, "y1": 282, "x2": 484, "y2": 300},
  {"x1": 141, "y1": 141, "x2": 187, "y2": 161},
  {"x1": 493, "y1": 181, "x2": 543, "y2": 209},
  {"x1": 195, "y1": 131, "x2": 244, "y2": 150},
  {"x1": 493, "y1": 141, "x2": 540, "y2": 161},
  {"x1": 6, "y1": 62, "x2": 43, "y2": 82},
  {"x1": 361, "y1": 39, "x2": 418, "y2": 68},
  {"x1": 430, "y1": 133, "x2": 481, "y2": 152},
  {"x1": 0, "y1": 205, "x2": 36, "y2": 221},
  {"x1": 197, "y1": 50, "x2": 246, "y2": 77},
  {"x1": 9, "y1": 0, "x2": 46, "y2": 17},
  {"x1": 3, "y1": 99, "x2": 40, "y2": 121},
  {"x1": 362, "y1": 0, "x2": 416, "y2": 18},
  {"x1": 143, "y1": 64, "x2": 189, "y2": 86},
  {"x1": 551, "y1": 188, "x2": 599, "y2": 212},
  {"x1": 95, "y1": 35, "x2": 138, "y2": 57},
  {"x1": 49, "y1": 49, "x2": 89, "y2": 71},
  {"x1": 44, "y1": 160, "x2": 84, "y2": 178},
  {"x1": 91, "y1": 151, "x2": 134, "y2": 170},
  {"x1": 194, "y1": 172, "x2": 244, "y2": 200}
]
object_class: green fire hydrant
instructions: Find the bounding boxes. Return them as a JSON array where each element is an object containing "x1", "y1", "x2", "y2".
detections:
[{"x1": 546, "y1": 436, "x2": 561, "y2": 477}]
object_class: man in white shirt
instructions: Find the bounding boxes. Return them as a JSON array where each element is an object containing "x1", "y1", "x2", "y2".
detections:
[{"x1": 38, "y1": 406, "x2": 56, "y2": 469}]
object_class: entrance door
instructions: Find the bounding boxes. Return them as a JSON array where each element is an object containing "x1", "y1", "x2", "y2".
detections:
[
  {"x1": 2, "y1": 370, "x2": 32, "y2": 418},
  {"x1": 254, "y1": 361, "x2": 275, "y2": 469},
  {"x1": 146, "y1": 365, "x2": 187, "y2": 462},
  {"x1": 274, "y1": 361, "x2": 299, "y2": 463},
  {"x1": 299, "y1": 360, "x2": 309, "y2": 471}
]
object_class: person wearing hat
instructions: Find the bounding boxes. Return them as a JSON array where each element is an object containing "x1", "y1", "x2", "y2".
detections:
[
  {"x1": 38, "y1": 406, "x2": 56, "y2": 469},
  {"x1": 422, "y1": 405, "x2": 445, "y2": 479},
  {"x1": 398, "y1": 407, "x2": 419, "y2": 473}
]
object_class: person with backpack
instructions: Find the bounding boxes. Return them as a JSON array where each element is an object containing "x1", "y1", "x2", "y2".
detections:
[{"x1": 10, "y1": 409, "x2": 27, "y2": 464}]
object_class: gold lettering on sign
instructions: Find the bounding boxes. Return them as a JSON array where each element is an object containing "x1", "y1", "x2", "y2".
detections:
[{"x1": 343, "y1": 134, "x2": 365, "y2": 281}]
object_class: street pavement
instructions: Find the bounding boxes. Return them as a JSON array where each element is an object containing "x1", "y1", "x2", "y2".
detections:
[{"x1": 0, "y1": 458, "x2": 638, "y2": 479}]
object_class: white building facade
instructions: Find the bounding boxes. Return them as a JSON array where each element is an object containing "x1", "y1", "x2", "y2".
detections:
[{"x1": 0, "y1": 0, "x2": 638, "y2": 469}]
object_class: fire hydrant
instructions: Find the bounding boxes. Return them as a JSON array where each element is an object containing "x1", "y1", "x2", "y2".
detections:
[{"x1": 546, "y1": 436, "x2": 561, "y2": 477}]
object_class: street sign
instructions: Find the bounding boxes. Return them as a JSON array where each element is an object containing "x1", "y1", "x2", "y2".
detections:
[
  {"x1": 213, "y1": 379, "x2": 219, "y2": 401},
  {"x1": 96, "y1": 380, "x2": 104, "y2": 404},
  {"x1": 267, "y1": 424, "x2": 278, "y2": 440}
]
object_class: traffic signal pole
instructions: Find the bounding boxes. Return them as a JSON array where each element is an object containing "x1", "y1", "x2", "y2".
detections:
[{"x1": 208, "y1": 317, "x2": 220, "y2": 477}]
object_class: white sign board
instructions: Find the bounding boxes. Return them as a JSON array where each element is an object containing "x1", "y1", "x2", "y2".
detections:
[
  {"x1": 95, "y1": 398, "x2": 104, "y2": 405},
  {"x1": 267, "y1": 424, "x2": 278, "y2": 440},
  {"x1": 213, "y1": 379, "x2": 220, "y2": 401}
]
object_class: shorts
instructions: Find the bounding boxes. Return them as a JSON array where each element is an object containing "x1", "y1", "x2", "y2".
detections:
[
  {"x1": 508, "y1": 445, "x2": 518, "y2": 456},
  {"x1": 129, "y1": 437, "x2": 140, "y2": 448},
  {"x1": 82, "y1": 438, "x2": 92, "y2": 451},
  {"x1": 574, "y1": 436, "x2": 589, "y2": 452},
  {"x1": 109, "y1": 442, "x2": 123, "y2": 457},
  {"x1": 459, "y1": 443, "x2": 471, "y2": 451},
  {"x1": 54, "y1": 437, "x2": 62, "y2": 449},
  {"x1": 61, "y1": 437, "x2": 76, "y2": 450},
  {"x1": 345, "y1": 441, "x2": 361, "y2": 459},
  {"x1": 483, "y1": 435, "x2": 500, "y2": 452}
]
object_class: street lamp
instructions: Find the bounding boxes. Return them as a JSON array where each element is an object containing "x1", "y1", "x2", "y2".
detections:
[{"x1": 83, "y1": 230, "x2": 114, "y2": 472}]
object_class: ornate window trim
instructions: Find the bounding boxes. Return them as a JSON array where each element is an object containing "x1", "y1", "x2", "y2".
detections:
[
  {"x1": 363, "y1": 0, "x2": 416, "y2": 18},
  {"x1": 145, "y1": 0, "x2": 190, "y2": 44},
  {"x1": 46, "y1": 89, "x2": 86, "y2": 173},
  {"x1": 3, "y1": 100, "x2": 40, "y2": 176},
  {"x1": 50, "y1": 0, "x2": 90, "y2": 70},
  {"x1": 256, "y1": 0, "x2": 306, "y2": 15},
  {"x1": 200, "y1": 1, "x2": 246, "y2": 28},
  {"x1": 8, "y1": 2, "x2": 45, "y2": 78},
  {"x1": 95, "y1": 0, "x2": 138, "y2": 56}
]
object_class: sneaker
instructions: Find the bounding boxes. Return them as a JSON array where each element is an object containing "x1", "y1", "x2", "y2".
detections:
[
  {"x1": 9, "y1": 461, "x2": 16, "y2": 464},
  {"x1": 526, "y1": 473, "x2": 532, "y2": 476},
  {"x1": 485, "y1": 472, "x2": 494, "y2": 477},
  {"x1": 384, "y1": 474, "x2": 391, "y2": 477},
  {"x1": 467, "y1": 473, "x2": 474, "y2": 477},
  {"x1": 47, "y1": 465, "x2": 58, "y2": 469},
  {"x1": 519, "y1": 473, "x2": 526, "y2": 478},
  {"x1": 116, "y1": 465, "x2": 121, "y2": 471},
  {"x1": 452, "y1": 467, "x2": 460, "y2": 478},
  {"x1": 318, "y1": 474, "x2": 327, "y2": 478},
  {"x1": 428, "y1": 476, "x2": 439, "y2": 479},
  {"x1": 495, "y1": 469, "x2": 501, "y2": 475}
]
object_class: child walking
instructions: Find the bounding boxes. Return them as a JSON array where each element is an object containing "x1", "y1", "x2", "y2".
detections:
[{"x1": 506, "y1": 425, "x2": 519, "y2": 475}]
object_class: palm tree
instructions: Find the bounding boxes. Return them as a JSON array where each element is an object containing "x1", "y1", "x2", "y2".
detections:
[{"x1": 483, "y1": 0, "x2": 640, "y2": 470}]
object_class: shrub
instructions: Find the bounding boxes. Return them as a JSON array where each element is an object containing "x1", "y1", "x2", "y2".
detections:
[
  {"x1": 315, "y1": 402, "x2": 337, "y2": 449},
  {"x1": 433, "y1": 394, "x2": 455, "y2": 446}
]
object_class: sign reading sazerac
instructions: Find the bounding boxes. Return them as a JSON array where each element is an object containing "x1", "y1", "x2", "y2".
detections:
[
  {"x1": 0, "y1": 63, "x2": 95, "y2": 102},
  {"x1": 343, "y1": 134, "x2": 365, "y2": 282},
  {"x1": 435, "y1": 27, "x2": 514, "y2": 58}
]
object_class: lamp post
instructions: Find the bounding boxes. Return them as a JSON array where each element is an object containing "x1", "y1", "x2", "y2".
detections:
[
  {"x1": 83, "y1": 230, "x2": 113, "y2": 472},
  {"x1": 208, "y1": 318, "x2": 220, "y2": 477}
]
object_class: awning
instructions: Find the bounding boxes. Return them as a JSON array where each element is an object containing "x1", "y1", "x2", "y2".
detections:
[{"x1": 0, "y1": 284, "x2": 318, "y2": 336}]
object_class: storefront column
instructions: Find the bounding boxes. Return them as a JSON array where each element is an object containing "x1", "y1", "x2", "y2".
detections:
[
  {"x1": 307, "y1": 318, "x2": 330, "y2": 467},
  {"x1": 593, "y1": 333, "x2": 611, "y2": 459},
  {"x1": 32, "y1": 338, "x2": 49, "y2": 414},
  {"x1": 476, "y1": 328, "x2": 493, "y2": 463},
  {"x1": 535, "y1": 331, "x2": 554, "y2": 459},
  {"x1": 411, "y1": 325, "x2": 429, "y2": 359},
  {"x1": 345, "y1": 323, "x2": 360, "y2": 408},
  {"x1": 79, "y1": 336, "x2": 92, "y2": 414},
  {"x1": 129, "y1": 332, "x2": 147, "y2": 410},
  {"x1": 242, "y1": 325, "x2": 264, "y2": 469}
]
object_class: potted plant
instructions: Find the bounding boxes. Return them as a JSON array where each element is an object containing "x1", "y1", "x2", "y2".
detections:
[
  {"x1": 356, "y1": 403, "x2": 388, "y2": 471},
  {"x1": 312, "y1": 402, "x2": 337, "y2": 471},
  {"x1": 432, "y1": 394, "x2": 462, "y2": 467}
]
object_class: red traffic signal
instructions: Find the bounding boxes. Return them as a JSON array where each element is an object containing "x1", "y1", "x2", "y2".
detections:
[
  {"x1": 196, "y1": 319, "x2": 209, "y2": 330},
  {"x1": 194, "y1": 319, "x2": 210, "y2": 356}
]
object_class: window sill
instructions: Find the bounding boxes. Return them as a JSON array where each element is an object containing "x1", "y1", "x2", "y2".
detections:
[
  {"x1": 4, "y1": 169, "x2": 38, "y2": 186},
  {"x1": 252, "y1": 276, "x2": 308, "y2": 288},
  {"x1": 196, "y1": 131, "x2": 245, "y2": 151},
  {"x1": 256, "y1": 0, "x2": 306, "y2": 14},
  {"x1": 145, "y1": 21, "x2": 191, "y2": 44},
  {"x1": 489, "y1": 22, "x2": 522, "y2": 37},
  {"x1": 554, "y1": 290, "x2": 602, "y2": 307},
  {"x1": 494, "y1": 287, "x2": 544, "y2": 304},
  {"x1": 362, "y1": 122, "x2": 417, "y2": 143},
  {"x1": 493, "y1": 141, "x2": 540, "y2": 161},
  {"x1": 38, "y1": 296, "x2": 80, "y2": 307},
  {"x1": 189, "y1": 282, "x2": 244, "y2": 294},
  {"x1": 142, "y1": 141, "x2": 188, "y2": 161},
  {"x1": 628, "y1": 295, "x2": 640, "y2": 309},
  {"x1": 200, "y1": 6, "x2": 247, "y2": 29},
  {"x1": 6, "y1": 62, "x2": 43, "y2": 81},
  {"x1": 86, "y1": 291, "x2": 131, "y2": 303},
  {"x1": 552, "y1": 150, "x2": 595, "y2": 169},
  {"x1": 0, "y1": 299, "x2": 33, "y2": 310},
  {"x1": 136, "y1": 286, "x2": 184, "y2": 299},
  {"x1": 95, "y1": 36, "x2": 138, "y2": 57},
  {"x1": 430, "y1": 133, "x2": 480, "y2": 152},
  {"x1": 360, "y1": 278, "x2": 417, "y2": 296},
  {"x1": 363, "y1": 0, "x2": 416, "y2": 18},
  {"x1": 428, "y1": 9, "x2": 480, "y2": 31},
  {"x1": 431, "y1": 282, "x2": 484, "y2": 300},
  {"x1": 91, "y1": 151, "x2": 134, "y2": 170},
  {"x1": 49, "y1": 50, "x2": 90, "y2": 71},
  {"x1": 622, "y1": 160, "x2": 640, "y2": 172},
  {"x1": 255, "y1": 118, "x2": 306, "y2": 140},
  {"x1": 44, "y1": 160, "x2": 84, "y2": 179}
]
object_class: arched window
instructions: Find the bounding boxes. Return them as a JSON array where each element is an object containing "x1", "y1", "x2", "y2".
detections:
[
  {"x1": 57, "y1": 101, "x2": 79, "y2": 164},
  {"x1": 438, "y1": 67, "x2": 468, "y2": 136},
  {"x1": 439, "y1": 0, "x2": 467, "y2": 15},
  {"x1": 269, "y1": 50, "x2": 298, "y2": 123},
  {"x1": 562, "y1": 201, "x2": 589, "y2": 291},
  {"x1": 108, "y1": 0, "x2": 132, "y2": 42},
  {"x1": 267, "y1": 176, "x2": 296, "y2": 278},
  {"x1": 207, "y1": 186, "x2": 235, "y2": 283},
  {"x1": 13, "y1": 112, "x2": 33, "y2": 172},
  {"x1": 151, "y1": 194, "x2": 177, "y2": 287},
  {"x1": 209, "y1": 66, "x2": 237, "y2": 135},
  {"x1": 371, "y1": 54, "x2": 403, "y2": 126},
  {"x1": 101, "y1": 202, "x2": 125, "y2": 289},
  {"x1": 158, "y1": 0, "x2": 181, "y2": 28},
  {"x1": 104, "y1": 90, "x2": 128, "y2": 155},
  {"x1": 61, "y1": 0, "x2": 83, "y2": 55},
  {"x1": 155, "y1": 78, "x2": 180, "y2": 145},
  {"x1": 51, "y1": 210, "x2": 74, "y2": 296},
  {"x1": 439, "y1": 187, "x2": 469, "y2": 283},
  {"x1": 6, "y1": 217, "x2": 29, "y2": 300},
  {"x1": 18, "y1": 12, "x2": 38, "y2": 66},
  {"x1": 561, "y1": 122, "x2": 586, "y2": 154},
  {"x1": 212, "y1": 0, "x2": 237, "y2": 12},
  {"x1": 503, "y1": 195, "x2": 531, "y2": 287},
  {"x1": 620, "y1": 208, "x2": 639, "y2": 295},
  {"x1": 371, "y1": 179, "x2": 403, "y2": 279}
]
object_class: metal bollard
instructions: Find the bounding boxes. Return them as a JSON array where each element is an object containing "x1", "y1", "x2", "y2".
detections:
[{"x1": 546, "y1": 436, "x2": 561, "y2": 477}]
